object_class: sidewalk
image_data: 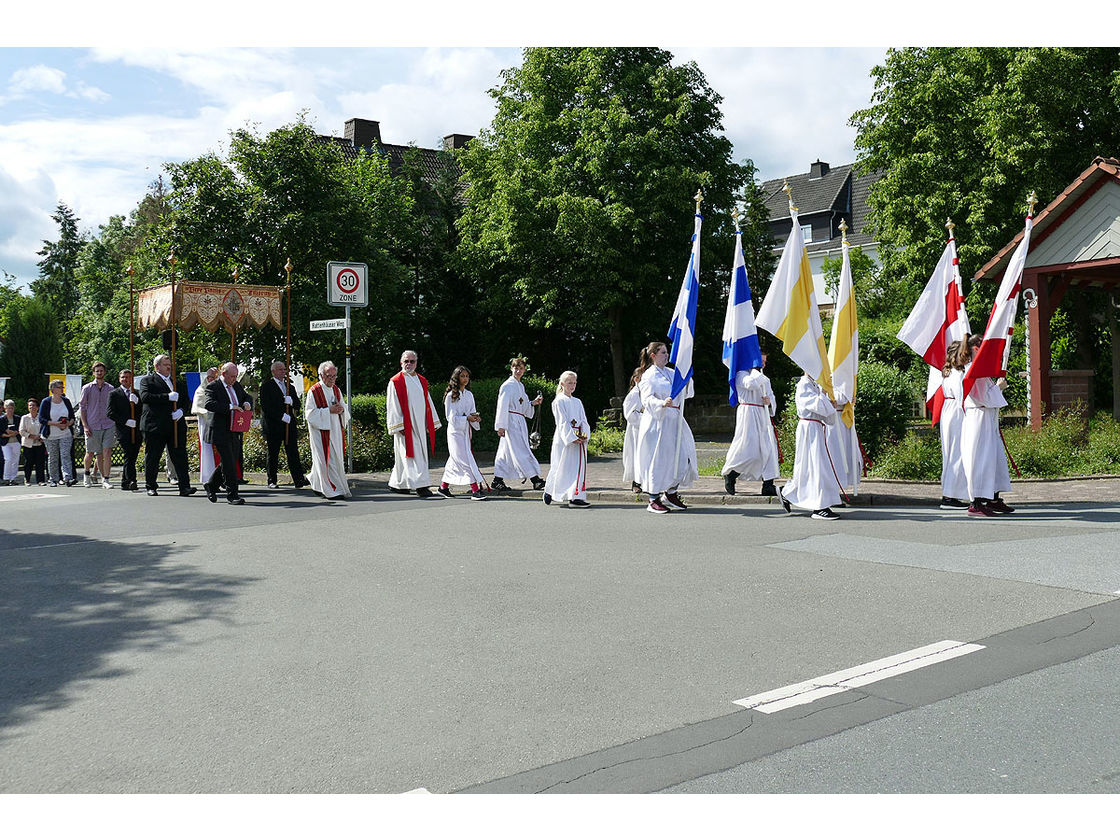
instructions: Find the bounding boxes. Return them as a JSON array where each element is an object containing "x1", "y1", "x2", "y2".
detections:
[{"x1": 344, "y1": 447, "x2": 1120, "y2": 507}]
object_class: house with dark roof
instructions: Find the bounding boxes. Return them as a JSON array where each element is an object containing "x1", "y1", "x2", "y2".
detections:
[
  {"x1": 760, "y1": 160, "x2": 880, "y2": 311},
  {"x1": 317, "y1": 117, "x2": 472, "y2": 186}
]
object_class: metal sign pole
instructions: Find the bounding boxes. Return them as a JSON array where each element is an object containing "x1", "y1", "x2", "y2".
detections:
[{"x1": 346, "y1": 304, "x2": 353, "y2": 474}]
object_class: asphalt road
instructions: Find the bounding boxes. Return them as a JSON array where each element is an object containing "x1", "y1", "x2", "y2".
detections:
[{"x1": 2, "y1": 480, "x2": 1118, "y2": 794}]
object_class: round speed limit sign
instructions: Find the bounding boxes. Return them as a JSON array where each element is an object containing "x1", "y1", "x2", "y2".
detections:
[{"x1": 327, "y1": 261, "x2": 368, "y2": 307}]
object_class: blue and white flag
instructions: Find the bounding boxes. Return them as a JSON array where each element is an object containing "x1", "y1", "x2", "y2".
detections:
[
  {"x1": 720, "y1": 228, "x2": 763, "y2": 406},
  {"x1": 667, "y1": 211, "x2": 702, "y2": 400}
]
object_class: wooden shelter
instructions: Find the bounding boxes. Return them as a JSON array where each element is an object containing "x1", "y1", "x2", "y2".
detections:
[{"x1": 974, "y1": 157, "x2": 1120, "y2": 430}]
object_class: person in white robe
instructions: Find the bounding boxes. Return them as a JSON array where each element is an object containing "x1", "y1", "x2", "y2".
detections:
[
  {"x1": 961, "y1": 337, "x2": 1014, "y2": 516},
  {"x1": 192, "y1": 367, "x2": 220, "y2": 487},
  {"x1": 438, "y1": 366, "x2": 486, "y2": 500},
  {"x1": 621, "y1": 375, "x2": 643, "y2": 492},
  {"x1": 491, "y1": 356, "x2": 545, "y2": 492},
  {"x1": 636, "y1": 341, "x2": 698, "y2": 514},
  {"x1": 543, "y1": 370, "x2": 591, "y2": 507},
  {"x1": 386, "y1": 349, "x2": 442, "y2": 497},
  {"x1": 938, "y1": 341, "x2": 969, "y2": 509},
  {"x1": 722, "y1": 354, "x2": 780, "y2": 497},
  {"x1": 305, "y1": 360, "x2": 351, "y2": 499},
  {"x1": 780, "y1": 374, "x2": 844, "y2": 519}
]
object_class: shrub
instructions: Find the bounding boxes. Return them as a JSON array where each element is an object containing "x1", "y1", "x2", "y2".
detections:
[
  {"x1": 1085, "y1": 412, "x2": 1120, "y2": 474},
  {"x1": 872, "y1": 430, "x2": 941, "y2": 480},
  {"x1": 1002, "y1": 406, "x2": 1087, "y2": 477},
  {"x1": 853, "y1": 361, "x2": 917, "y2": 459},
  {"x1": 587, "y1": 416, "x2": 625, "y2": 455}
]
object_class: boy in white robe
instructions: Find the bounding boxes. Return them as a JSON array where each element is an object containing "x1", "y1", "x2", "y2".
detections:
[
  {"x1": 825, "y1": 391, "x2": 863, "y2": 496},
  {"x1": 780, "y1": 375, "x2": 844, "y2": 519},
  {"x1": 386, "y1": 350, "x2": 442, "y2": 497},
  {"x1": 305, "y1": 361, "x2": 351, "y2": 499},
  {"x1": 722, "y1": 354, "x2": 779, "y2": 497},
  {"x1": 492, "y1": 356, "x2": 545, "y2": 491},
  {"x1": 621, "y1": 380, "x2": 643, "y2": 491},
  {"x1": 438, "y1": 366, "x2": 486, "y2": 500},
  {"x1": 543, "y1": 370, "x2": 591, "y2": 507}
]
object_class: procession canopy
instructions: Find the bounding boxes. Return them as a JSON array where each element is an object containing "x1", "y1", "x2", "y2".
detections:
[{"x1": 137, "y1": 281, "x2": 284, "y2": 332}]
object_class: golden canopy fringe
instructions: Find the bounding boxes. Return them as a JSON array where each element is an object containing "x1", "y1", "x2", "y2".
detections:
[{"x1": 137, "y1": 282, "x2": 284, "y2": 333}]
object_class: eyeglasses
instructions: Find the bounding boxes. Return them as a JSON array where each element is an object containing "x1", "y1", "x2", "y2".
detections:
[{"x1": 402, "y1": 359, "x2": 417, "y2": 365}]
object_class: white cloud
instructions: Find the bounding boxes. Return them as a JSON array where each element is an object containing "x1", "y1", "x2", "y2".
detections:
[
  {"x1": 0, "y1": 163, "x2": 58, "y2": 287},
  {"x1": 74, "y1": 82, "x2": 111, "y2": 103},
  {"x1": 9, "y1": 64, "x2": 68, "y2": 94}
]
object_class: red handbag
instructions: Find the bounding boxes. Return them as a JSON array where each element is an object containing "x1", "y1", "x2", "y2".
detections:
[{"x1": 229, "y1": 408, "x2": 252, "y2": 433}]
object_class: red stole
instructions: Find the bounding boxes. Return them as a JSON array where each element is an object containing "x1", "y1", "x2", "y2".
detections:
[
  {"x1": 390, "y1": 371, "x2": 436, "y2": 458},
  {"x1": 311, "y1": 382, "x2": 345, "y2": 491}
]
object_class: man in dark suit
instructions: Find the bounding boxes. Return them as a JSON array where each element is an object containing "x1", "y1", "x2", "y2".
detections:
[
  {"x1": 203, "y1": 362, "x2": 254, "y2": 505},
  {"x1": 106, "y1": 368, "x2": 142, "y2": 491},
  {"x1": 138, "y1": 354, "x2": 196, "y2": 497},
  {"x1": 260, "y1": 360, "x2": 308, "y2": 489}
]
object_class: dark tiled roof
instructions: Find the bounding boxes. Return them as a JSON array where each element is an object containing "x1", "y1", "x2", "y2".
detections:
[
  {"x1": 316, "y1": 135, "x2": 462, "y2": 184},
  {"x1": 760, "y1": 162, "x2": 880, "y2": 253}
]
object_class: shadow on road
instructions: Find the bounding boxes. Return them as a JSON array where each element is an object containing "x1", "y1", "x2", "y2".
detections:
[{"x1": 0, "y1": 527, "x2": 259, "y2": 736}]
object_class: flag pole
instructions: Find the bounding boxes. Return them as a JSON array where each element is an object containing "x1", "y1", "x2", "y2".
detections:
[
  {"x1": 839, "y1": 218, "x2": 858, "y2": 492},
  {"x1": 127, "y1": 264, "x2": 136, "y2": 445},
  {"x1": 672, "y1": 189, "x2": 703, "y2": 485}
]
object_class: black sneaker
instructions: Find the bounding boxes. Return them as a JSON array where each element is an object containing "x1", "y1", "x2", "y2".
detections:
[
  {"x1": 469, "y1": 489, "x2": 486, "y2": 501},
  {"x1": 436, "y1": 486, "x2": 454, "y2": 498},
  {"x1": 491, "y1": 477, "x2": 509, "y2": 491},
  {"x1": 664, "y1": 492, "x2": 688, "y2": 510},
  {"x1": 568, "y1": 499, "x2": 591, "y2": 508},
  {"x1": 389, "y1": 487, "x2": 411, "y2": 494},
  {"x1": 761, "y1": 479, "x2": 777, "y2": 497},
  {"x1": 939, "y1": 497, "x2": 969, "y2": 510},
  {"x1": 811, "y1": 508, "x2": 839, "y2": 520},
  {"x1": 779, "y1": 491, "x2": 792, "y2": 514},
  {"x1": 543, "y1": 492, "x2": 552, "y2": 505},
  {"x1": 416, "y1": 486, "x2": 434, "y2": 498},
  {"x1": 989, "y1": 498, "x2": 1016, "y2": 514},
  {"x1": 530, "y1": 476, "x2": 546, "y2": 491}
]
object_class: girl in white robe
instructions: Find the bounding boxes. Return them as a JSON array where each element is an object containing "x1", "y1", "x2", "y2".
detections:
[
  {"x1": 192, "y1": 368, "x2": 219, "y2": 487},
  {"x1": 636, "y1": 341, "x2": 698, "y2": 514},
  {"x1": 543, "y1": 370, "x2": 591, "y2": 507},
  {"x1": 780, "y1": 375, "x2": 843, "y2": 518},
  {"x1": 938, "y1": 341, "x2": 969, "y2": 508},
  {"x1": 439, "y1": 366, "x2": 486, "y2": 500},
  {"x1": 721, "y1": 359, "x2": 779, "y2": 496},
  {"x1": 621, "y1": 375, "x2": 643, "y2": 491},
  {"x1": 492, "y1": 357, "x2": 545, "y2": 491},
  {"x1": 960, "y1": 334, "x2": 1014, "y2": 516}
]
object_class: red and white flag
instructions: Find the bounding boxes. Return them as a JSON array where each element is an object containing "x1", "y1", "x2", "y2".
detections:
[
  {"x1": 962, "y1": 213, "x2": 1034, "y2": 400},
  {"x1": 897, "y1": 234, "x2": 970, "y2": 422}
]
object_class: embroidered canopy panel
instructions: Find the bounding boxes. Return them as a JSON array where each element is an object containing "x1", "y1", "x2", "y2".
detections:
[{"x1": 138, "y1": 282, "x2": 284, "y2": 332}]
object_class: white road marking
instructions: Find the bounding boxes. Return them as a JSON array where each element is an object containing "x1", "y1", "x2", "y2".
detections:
[
  {"x1": 733, "y1": 639, "x2": 985, "y2": 714},
  {"x1": 0, "y1": 493, "x2": 64, "y2": 502},
  {"x1": 402, "y1": 787, "x2": 432, "y2": 794}
]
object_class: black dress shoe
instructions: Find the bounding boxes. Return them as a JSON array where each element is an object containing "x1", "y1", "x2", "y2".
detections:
[
  {"x1": 147, "y1": 489, "x2": 158, "y2": 496},
  {"x1": 227, "y1": 497, "x2": 245, "y2": 505},
  {"x1": 389, "y1": 487, "x2": 411, "y2": 495},
  {"x1": 206, "y1": 488, "x2": 218, "y2": 503},
  {"x1": 179, "y1": 487, "x2": 198, "y2": 496},
  {"x1": 294, "y1": 479, "x2": 310, "y2": 489},
  {"x1": 724, "y1": 470, "x2": 738, "y2": 495}
]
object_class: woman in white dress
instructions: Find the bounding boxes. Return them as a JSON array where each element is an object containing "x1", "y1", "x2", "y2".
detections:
[
  {"x1": 938, "y1": 341, "x2": 969, "y2": 510},
  {"x1": 621, "y1": 369, "x2": 643, "y2": 492},
  {"x1": 438, "y1": 366, "x2": 486, "y2": 501},
  {"x1": 543, "y1": 370, "x2": 590, "y2": 508},
  {"x1": 721, "y1": 352, "x2": 780, "y2": 497},
  {"x1": 635, "y1": 341, "x2": 698, "y2": 514},
  {"x1": 780, "y1": 375, "x2": 843, "y2": 519},
  {"x1": 960, "y1": 335, "x2": 1015, "y2": 517}
]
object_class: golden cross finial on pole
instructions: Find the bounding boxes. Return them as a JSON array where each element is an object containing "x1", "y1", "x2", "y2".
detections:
[
  {"x1": 285, "y1": 257, "x2": 293, "y2": 277},
  {"x1": 232, "y1": 267, "x2": 239, "y2": 282},
  {"x1": 783, "y1": 181, "x2": 797, "y2": 214},
  {"x1": 167, "y1": 250, "x2": 177, "y2": 269},
  {"x1": 946, "y1": 217, "x2": 955, "y2": 238},
  {"x1": 731, "y1": 206, "x2": 741, "y2": 232},
  {"x1": 1027, "y1": 190, "x2": 1038, "y2": 216},
  {"x1": 839, "y1": 218, "x2": 849, "y2": 245},
  {"x1": 694, "y1": 189, "x2": 704, "y2": 213}
]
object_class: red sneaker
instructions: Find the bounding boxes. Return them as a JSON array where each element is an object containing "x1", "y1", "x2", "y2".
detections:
[
  {"x1": 967, "y1": 502, "x2": 995, "y2": 518},
  {"x1": 646, "y1": 499, "x2": 670, "y2": 514}
]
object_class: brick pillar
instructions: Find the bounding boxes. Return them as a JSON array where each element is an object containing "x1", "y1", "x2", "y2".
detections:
[{"x1": 1025, "y1": 271, "x2": 1052, "y2": 431}]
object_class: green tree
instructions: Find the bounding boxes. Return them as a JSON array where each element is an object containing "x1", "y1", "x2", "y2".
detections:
[
  {"x1": 32, "y1": 203, "x2": 88, "y2": 341},
  {"x1": 457, "y1": 47, "x2": 750, "y2": 398},
  {"x1": 851, "y1": 47, "x2": 1120, "y2": 296},
  {"x1": 0, "y1": 296, "x2": 63, "y2": 401}
]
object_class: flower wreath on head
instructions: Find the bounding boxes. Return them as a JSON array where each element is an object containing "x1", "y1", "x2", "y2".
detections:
[{"x1": 509, "y1": 355, "x2": 530, "y2": 372}]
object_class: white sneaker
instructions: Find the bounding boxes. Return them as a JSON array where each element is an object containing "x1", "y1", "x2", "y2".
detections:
[
  {"x1": 83, "y1": 474, "x2": 92, "y2": 488},
  {"x1": 101, "y1": 478, "x2": 112, "y2": 489},
  {"x1": 49, "y1": 480, "x2": 58, "y2": 487}
]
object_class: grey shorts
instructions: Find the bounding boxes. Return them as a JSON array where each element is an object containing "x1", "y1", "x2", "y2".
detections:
[{"x1": 87, "y1": 426, "x2": 116, "y2": 452}]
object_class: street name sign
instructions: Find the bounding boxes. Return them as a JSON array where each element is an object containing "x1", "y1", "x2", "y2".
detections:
[{"x1": 310, "y1": 318, "x2": 347, "y2": 331}]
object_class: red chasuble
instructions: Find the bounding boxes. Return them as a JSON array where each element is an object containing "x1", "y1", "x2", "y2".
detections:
[{"x1": 390, "y1": 371, "x2": 436, "y2": 458}]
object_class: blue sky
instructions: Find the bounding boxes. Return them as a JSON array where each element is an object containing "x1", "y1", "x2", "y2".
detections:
[{"x1": 0, "y1": 45, "x2": 889, "y2": 287}]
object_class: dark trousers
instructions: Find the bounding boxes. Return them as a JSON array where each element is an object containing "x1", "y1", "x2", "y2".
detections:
[
  {"x1": 23, "y1": 445, "x2": 46, "y2": 484},
  {"x1": 266, "y1": 428, "x2": 305, "y2": 485},
  {"x1": 206, "y1": 434, "x2": 242, "y2": 500},
  {"x1": 144, "y1": 432, "x2": 190, "y2": 491},
  {"x1": 117, "y1": 432, "x2": 142, "y2": 488}
]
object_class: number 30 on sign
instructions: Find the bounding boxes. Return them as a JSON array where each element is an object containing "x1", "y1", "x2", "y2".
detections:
[{"x1": 327, "y1": 261, "x2": 368, "y2": 308}]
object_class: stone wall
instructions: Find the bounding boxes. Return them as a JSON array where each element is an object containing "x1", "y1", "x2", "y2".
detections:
[{"x1": 1048, "y1": 369, "x2": 1095, "y2": 418}]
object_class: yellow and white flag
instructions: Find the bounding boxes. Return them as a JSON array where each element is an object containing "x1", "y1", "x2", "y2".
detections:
[
  {"x1": 827, "y1": 235, "x2": 858, "y2": 429},
  {"x1": 755, "y1": 206, "x2": 833, "y2": 397}
]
